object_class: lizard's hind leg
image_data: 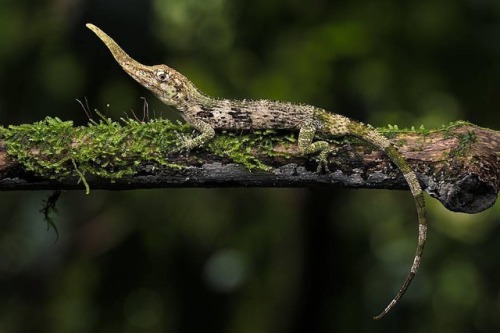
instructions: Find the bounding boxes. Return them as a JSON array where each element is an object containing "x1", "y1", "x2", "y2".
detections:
[{"x1": 298, "y1": 123, "x2": 332, "y2": 172}]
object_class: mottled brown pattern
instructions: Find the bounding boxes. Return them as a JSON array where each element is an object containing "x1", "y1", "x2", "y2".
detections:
[{"x1": 185, "y1": 99, "x2": 314, "y2": 130}]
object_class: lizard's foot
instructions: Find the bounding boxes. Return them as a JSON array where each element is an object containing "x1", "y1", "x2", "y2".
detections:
[
  {"x1": 315, "y1": 149, "x2": 331, "y2": 173},
  {"x1": 315, "y1": 146, "x2": 342, "y2": 173},
  {"x1": 315, "y1": 150, "x2": 329, "y2": 173},
  {"x1": 170, "y1": 131, "x2": 194, "y2": 154},
  {"x1": 173, "y1": 126, "x2": 213, "y2": 153}
]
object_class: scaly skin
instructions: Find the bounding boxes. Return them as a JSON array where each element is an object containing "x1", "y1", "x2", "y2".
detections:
[{"x1": 87, "y1": 23, "x2": 427, "y2": 319}]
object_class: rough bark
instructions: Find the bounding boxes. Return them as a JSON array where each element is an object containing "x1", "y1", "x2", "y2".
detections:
[{"x1": 0, "y1": 123, "x2": 498, "y2": 214}]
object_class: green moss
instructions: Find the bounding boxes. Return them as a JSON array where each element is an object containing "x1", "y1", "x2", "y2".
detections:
[
  {"x1": 377, "y1": 121, "x2": 476, "y2": 136},
  {"x1": 0, "y1": 116, "x2": 300, "y2": 185},
  {"x1": 458, "y1": 130, "x2": 477, "y2": 146},
  {"x1": 3, "y1": 117, "x2": 76, "y2": 176},
  {"x1": 1, "y1": 116, "x2": 192, "y2": 185},
  {"x1": 208, "y1": 129, "x2": 296, "y2": 171},
  {"x1": 0, "y1": 117, "x2": 481, "y2": 187},
  {"x1": 448, "y1": 130, "x2": 477, "y2": 158}
]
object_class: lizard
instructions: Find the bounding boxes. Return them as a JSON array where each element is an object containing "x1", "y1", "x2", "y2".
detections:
[{"x1": 86, "y1": 23, "x2": 427, "y2": 319}]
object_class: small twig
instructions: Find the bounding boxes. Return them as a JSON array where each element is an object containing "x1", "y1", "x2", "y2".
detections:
[
  {"x1": 76, "y1": 97, "x2": 93, "y2": 120},
  {"x1": 141, "y1": 97, "x2": 150, "y2": 122}
]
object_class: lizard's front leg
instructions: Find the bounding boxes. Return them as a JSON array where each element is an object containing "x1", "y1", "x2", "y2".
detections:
[
  {"x1": 298, "y1": 123, "x2": 331, "y2": 171},
  {"x1": 181, "y1": 117, "x2": 215, "y2": 150}
]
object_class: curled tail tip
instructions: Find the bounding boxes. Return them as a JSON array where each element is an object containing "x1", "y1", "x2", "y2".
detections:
[{"x1": 373, "y1": 311, "x2": 389, "y2": 320}]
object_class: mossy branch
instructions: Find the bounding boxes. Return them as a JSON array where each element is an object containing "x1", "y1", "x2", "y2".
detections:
[{"x1": 0, "y1": 117, "x2": 498, "y2": 214}]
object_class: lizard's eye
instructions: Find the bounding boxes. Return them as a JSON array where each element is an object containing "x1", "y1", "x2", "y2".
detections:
[{"x1": 156, "y1": 71, "x2": 169, "y2": 82}]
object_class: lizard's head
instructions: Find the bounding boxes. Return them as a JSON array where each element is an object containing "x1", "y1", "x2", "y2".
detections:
[{"x1": 86, "y1": 23, "x2": 200, "y2": 108}]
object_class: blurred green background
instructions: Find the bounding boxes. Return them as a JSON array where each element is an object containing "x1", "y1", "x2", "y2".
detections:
[{"x1": 0, "y1": 0, "x2": 500, "y2": 332}]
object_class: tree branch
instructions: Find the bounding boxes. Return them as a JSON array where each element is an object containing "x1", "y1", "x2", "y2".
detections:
[{"x1": 0, "y1": 118, "x2": 498, "y2": 214}]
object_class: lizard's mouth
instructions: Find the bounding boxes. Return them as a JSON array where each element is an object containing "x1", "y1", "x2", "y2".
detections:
[{"x1": 118, "y1": 61, "x2": 157, "y2": 90}]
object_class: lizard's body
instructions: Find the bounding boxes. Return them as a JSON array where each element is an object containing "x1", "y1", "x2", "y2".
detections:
[{"x1": 87, "y1": 24, "x2": 427, "y2": 319}]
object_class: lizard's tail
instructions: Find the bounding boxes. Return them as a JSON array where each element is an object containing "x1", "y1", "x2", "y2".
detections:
[{"x1": 352, "y1": 124, "x2": 427, "y2": 320}]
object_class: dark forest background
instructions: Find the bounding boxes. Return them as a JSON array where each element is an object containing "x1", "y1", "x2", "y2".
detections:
[{"x1": 0, "y1": 0, "x2": 499, "y2": 332}]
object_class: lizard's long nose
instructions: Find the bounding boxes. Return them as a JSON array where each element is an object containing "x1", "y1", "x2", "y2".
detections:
[{"x1": 86, "y1": 23, "x2": 151, "y2": 83}]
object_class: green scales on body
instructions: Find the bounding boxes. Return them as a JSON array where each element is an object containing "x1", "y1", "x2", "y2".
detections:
[{"x1": 87, "y1": 23, "x2": 427, "y2": 319}]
